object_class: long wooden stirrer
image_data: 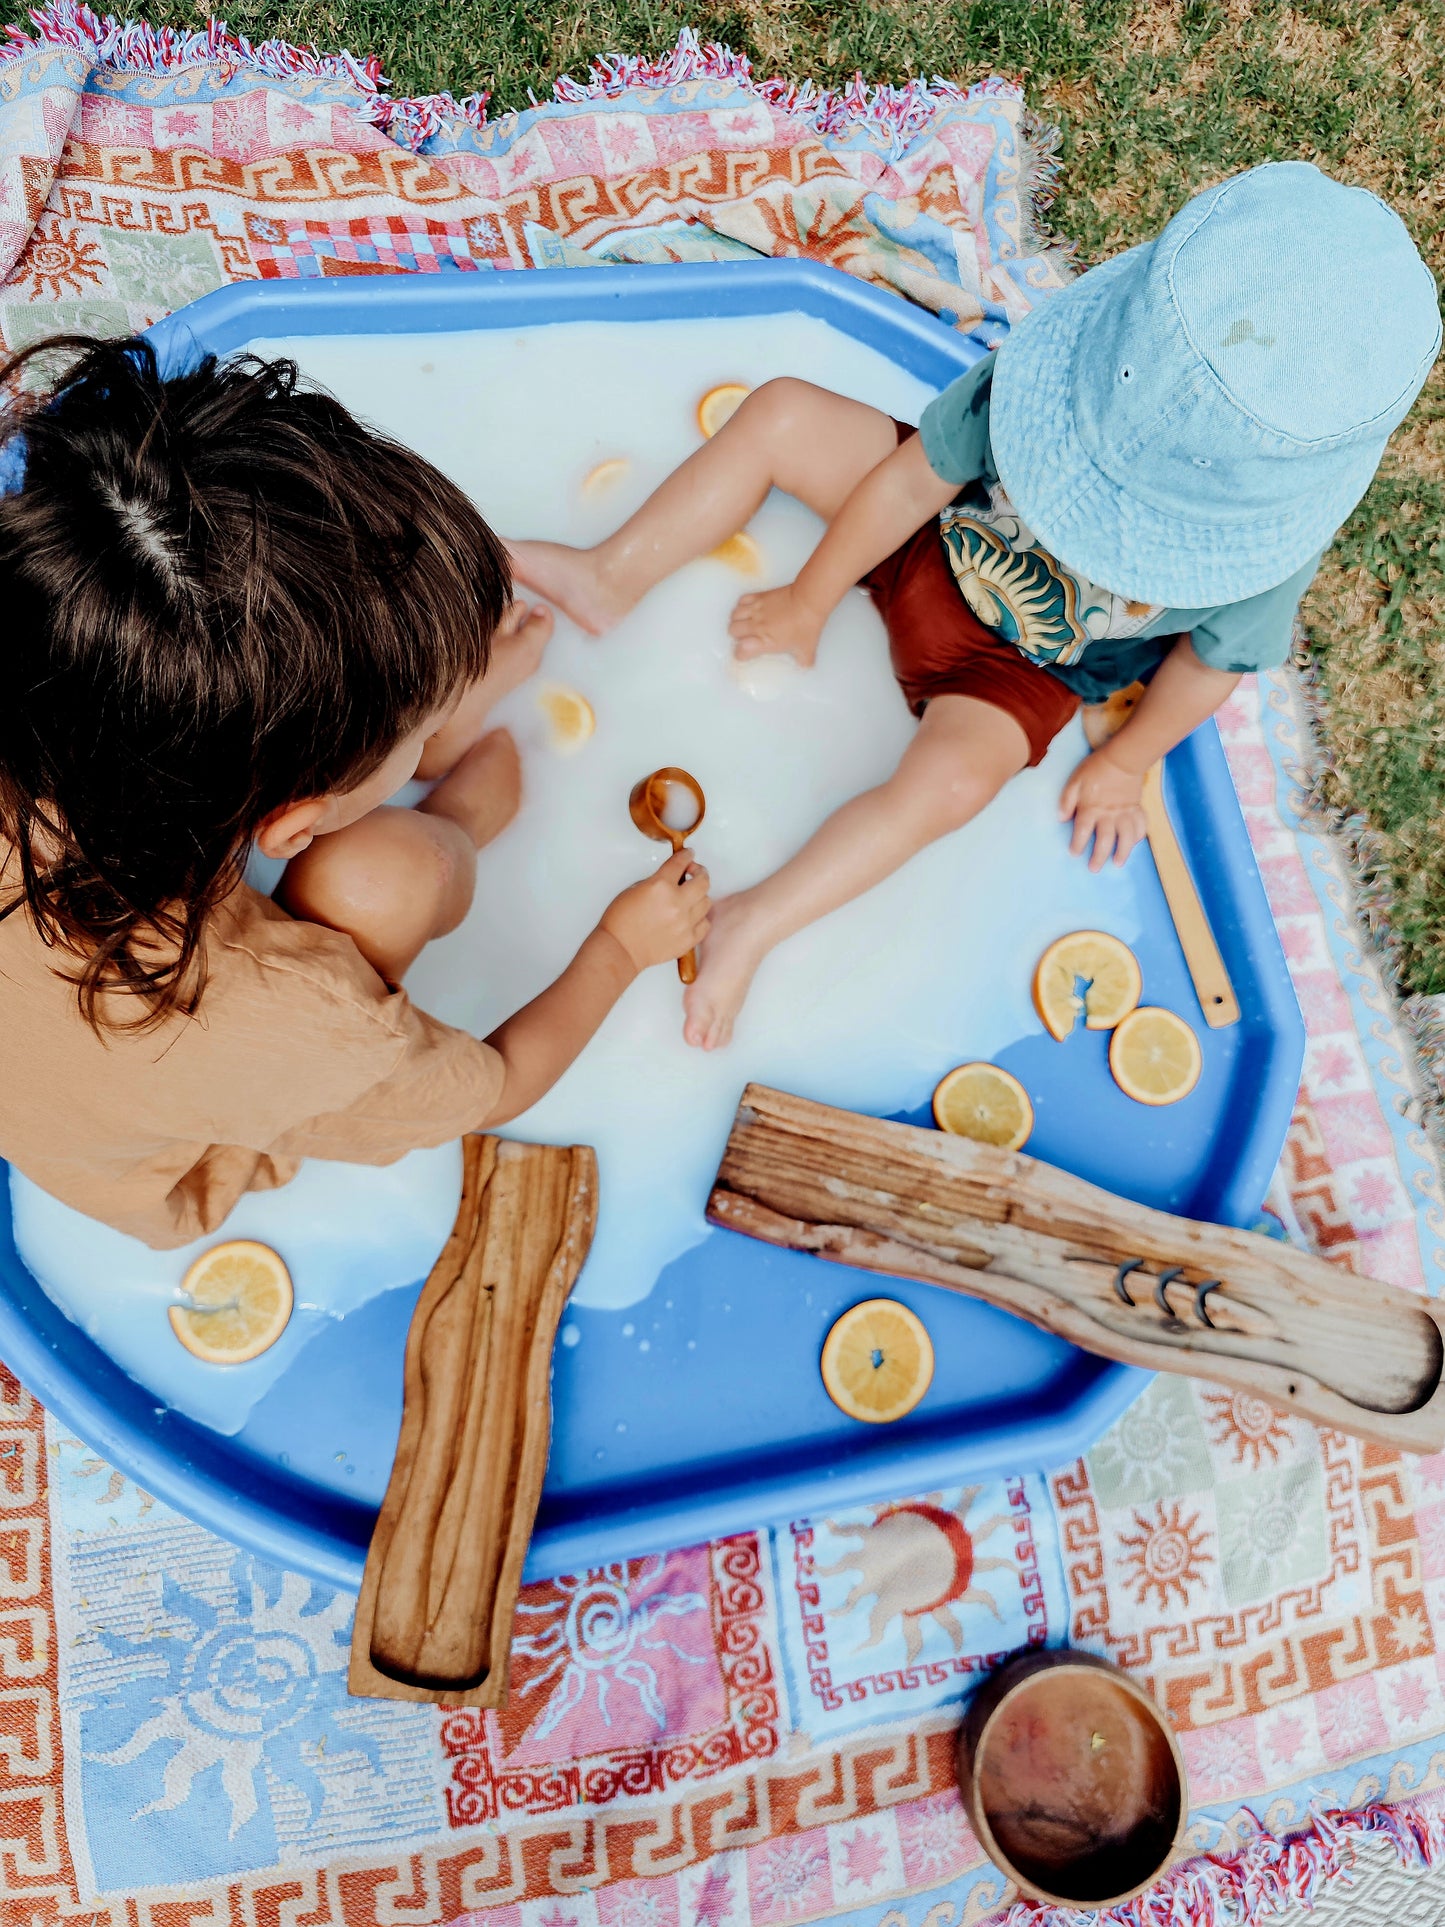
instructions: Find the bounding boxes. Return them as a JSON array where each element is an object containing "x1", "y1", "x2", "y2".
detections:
[
  {"x1": 706, "y1": 1085, "x2": 1445, "y2": 1454},
  {"x1": 349, "y1": 1134, "x2": 597, "y2": 1706},
  {"x1": 1083, "y1": 685, "x2": 1240, "y2": 1030}
]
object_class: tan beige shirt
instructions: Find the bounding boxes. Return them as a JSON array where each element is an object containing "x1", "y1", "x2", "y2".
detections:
[{"x1": 0, "y1": 876, "x2": 504, "y2": 1248}]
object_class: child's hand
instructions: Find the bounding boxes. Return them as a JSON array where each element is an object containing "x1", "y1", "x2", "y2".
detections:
[
  {"x1": 729, "y1": 585, "x2": 825, "y2": 666},
  {"x1": 1059, "y1": 748, "x2": 1149, "y2": 872},
  {"x1": 601, "y1": 849, "x2": 712, "y2": 971}
]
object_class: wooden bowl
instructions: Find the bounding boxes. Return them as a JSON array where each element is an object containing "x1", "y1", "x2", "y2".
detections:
[{"x1": 957, "y1": 1650, "x2": 1186, "y2": 1911}]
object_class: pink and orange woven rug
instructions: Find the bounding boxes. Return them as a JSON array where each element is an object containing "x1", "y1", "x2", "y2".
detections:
[{"x1": 2, "y1": 11, "x2": 1444, "y2": 1925}]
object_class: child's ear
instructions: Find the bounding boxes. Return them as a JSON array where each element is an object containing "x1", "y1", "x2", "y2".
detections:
[{"x1": 256, "y1": 798, "x2": 329, "y2": 861}]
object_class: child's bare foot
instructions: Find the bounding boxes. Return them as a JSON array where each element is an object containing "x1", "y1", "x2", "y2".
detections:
[
  {"x1": 417, "y1": 600, "x2": 552, "y2": 780},
  {"x1": 682, "y1": 894, "x2": 769, "y2": 1050},
  {"x1": 420, "y1": 728, "x2": 522, "y2": 850},
  {"x1": 508, "y1": 540, "x2": 633, "y2": 637}
]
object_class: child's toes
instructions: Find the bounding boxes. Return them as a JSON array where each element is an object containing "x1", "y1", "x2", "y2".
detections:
[{"x1": 682, "y1": 989, "x2": 713, "y2": 1050}]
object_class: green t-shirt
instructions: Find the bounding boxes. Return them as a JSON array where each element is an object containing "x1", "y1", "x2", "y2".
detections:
[{"x1": 917, "y1": 356, "x2": 1318, "y2": 703}]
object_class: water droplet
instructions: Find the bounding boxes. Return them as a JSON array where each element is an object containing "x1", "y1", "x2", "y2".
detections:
[
  {"x1": 615, "y1": 1420, "x2": 628, "y2": 1434},
  {"x1": 622, "y1": 1322, "x2": 635, "y2": 1337},
  {"x1": 594, "y1": 1448, "x2": 606, "y2": 1461},
  {"x1": 639, "y1": 1339, "x2": 651, "y2": 1352},
  {"x1": 560, "y1": 1323, "x2": 581, "y2": 1348},
  {"x1": 687, "y1": 1339, "x2": 696, "y2": 1350}
]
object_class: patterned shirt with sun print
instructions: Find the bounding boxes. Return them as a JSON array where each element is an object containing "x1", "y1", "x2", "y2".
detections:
[{"x1": 916, "y1": 354, "x2": 1320, "y2": 706}]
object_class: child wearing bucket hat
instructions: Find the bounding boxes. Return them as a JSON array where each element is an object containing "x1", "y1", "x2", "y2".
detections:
[{"x1": 514, "y1": 161, "x2": 1441, "y2": 1051}]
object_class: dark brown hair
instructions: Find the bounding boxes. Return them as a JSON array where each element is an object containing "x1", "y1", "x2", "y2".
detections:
[{"x1": 0, "y1": 333, "x2": 509, "y2": 1031}]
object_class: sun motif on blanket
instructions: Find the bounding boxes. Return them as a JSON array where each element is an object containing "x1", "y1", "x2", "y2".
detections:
[
  {"x1": 1202, "y1": 1387, "x2": 1292, "y2": 1468},
  {"x1": 940, "y1": 515, "x2": 1089, "y2": 665},
  {"x1": 503, "y1": 1558, "x2": 710, "y2": 1750},
  {"x1": 817, "y1": 1489, "x2": 1013, "y2": 1662},
  {"x1": 21, "y1": 217, "x2": 105, "y2": 303},
  {"x1": 1116, "y1": 1499, "x2": 1214, "y2": 1611},
  {"x1": 82, "y1": 1556, "x2": 357, "y2": 1838}
]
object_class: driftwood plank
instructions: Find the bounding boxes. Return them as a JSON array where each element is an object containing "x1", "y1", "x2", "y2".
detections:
[
  {"x1": 349, "y1": 1134, "x2": 597, "y2": 1705},
  {"x1": 706, "y1": 1084, "x2": 1445, "y2": 1454}
]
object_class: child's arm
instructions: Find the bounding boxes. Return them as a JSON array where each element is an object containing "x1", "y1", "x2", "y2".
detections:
[
  {"x1": 729, "y1": 434, "x2": 959, "y2": 666},
  {"x1": 1060, "y1": 636, "x2": 1241, "y2": 870},
  {"x1": 480, "y1": 849, "x2": 709, "y2": 1125}
]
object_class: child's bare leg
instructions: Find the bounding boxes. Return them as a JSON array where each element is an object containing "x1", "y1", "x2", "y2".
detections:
[
  {"x1": 683, "y1": 697, "x2": 1029, "y2": 1049},
  {"x1": 510, "y1": 379, "x2": 898, "y2": 635},
  {"x1": 279, "y1": 730, "x2": 522, "y2": 984},
  {"x1": 416, "y1": 601, "x2": 552, "y2": 781}
]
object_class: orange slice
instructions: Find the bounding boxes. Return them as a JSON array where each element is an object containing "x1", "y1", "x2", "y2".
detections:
[
  {"x1": 169, "y1": 1239, "x2": 293, "y2": 1364},
  {"x1": 1109, "y1": 1005, "x2": 1202, "y2": 1105},
  {"x1": 581, "y1": 457, "x2": 630, "y2": 496},
  {"x1": 538, "y1": 683, "x2": 596, "y2": 752},
  {"x1": 932, "y1": 1061, "x2": 1033, "y2": 1150},
  {"x1": 821, "y1": 1298, "x2": 935, "y2": 1424},
  {"x1": 697, "y1": 383, "x2": 750, "y2": 438},
  {"x1": 710, "y1": 530, "x2": 763, "y2": 575},
  {"x1": 1033, "y1": 930, "x2": 1142, "y2": 1041}
]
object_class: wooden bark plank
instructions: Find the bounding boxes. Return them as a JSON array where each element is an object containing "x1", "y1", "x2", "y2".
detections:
[
  {"x1": 348, "y1": 1134, "x2": 597, "y2": 1705},
  {"x1": 706, "y1": 1084, "x2": 1445, "y2": 1454}
]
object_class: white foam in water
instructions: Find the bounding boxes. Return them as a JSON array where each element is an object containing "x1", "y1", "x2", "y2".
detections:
[{"x1": 12, "y1": 314, "x2": 1147, "y2": 1433}]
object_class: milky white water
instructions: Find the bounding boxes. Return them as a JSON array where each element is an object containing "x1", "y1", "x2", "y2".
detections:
[{"x1": 12, "y1": 313, "x2": 1147, "y2": 1435}]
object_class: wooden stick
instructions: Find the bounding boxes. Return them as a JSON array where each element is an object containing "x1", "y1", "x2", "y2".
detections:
[
  {"x1": 706, "y1": 1085, "x2": 1445, "y2": 1454},
  {"x1": 348, "y1": 1135, "x2": 597, "y2": 1705},
  {"x1": 1141, "y1": 762, "x2": 1240, "y2": 1029},
  {"x1": 1083, "y1": 690, "x2": 1239, "y2": 1030}
]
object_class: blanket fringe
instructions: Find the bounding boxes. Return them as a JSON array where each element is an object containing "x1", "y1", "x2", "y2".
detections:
[
  {"x1": 1, "y1": 0, "x2": 385, "y2": 93},
  {"x1": 1002, "y1": 1794, "x2": 1445, "y2": 1926},
  {"x1": 0, "y1": 6, "x2": 1032, "y2": 165}
]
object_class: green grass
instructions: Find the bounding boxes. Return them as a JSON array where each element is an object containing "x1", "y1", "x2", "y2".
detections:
[{"x1": 11, "y1": 0, "x2": 1445, "y2": 983}]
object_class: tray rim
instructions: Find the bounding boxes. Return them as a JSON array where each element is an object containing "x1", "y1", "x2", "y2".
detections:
[{"x1": 0, "y1": 259, "x2": 1304, "y2": 1590}]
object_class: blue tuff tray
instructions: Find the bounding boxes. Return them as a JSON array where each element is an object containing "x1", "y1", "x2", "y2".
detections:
[{"x1": 0, "y1": 262, "x2": 1305, "y2": 1591}]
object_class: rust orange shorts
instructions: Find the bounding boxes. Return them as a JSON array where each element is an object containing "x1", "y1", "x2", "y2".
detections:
[{"x1": 859, "y1": 422, "x2": 1080, "y2": 767}]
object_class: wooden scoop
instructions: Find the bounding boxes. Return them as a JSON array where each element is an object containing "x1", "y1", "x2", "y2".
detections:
[
  {"x1": 349, "y1": 1134, "x2": 597, "y2": 1706},
  {"x1": 707, "y1": 1085, "x2": 1445, "y2": 1454},
  {"x1": 1083, "y1": 684, "x2": 1239, "y2": 1029},
  {"x1": 629, "y1": 765, "x2": 706, "y2": 985}
]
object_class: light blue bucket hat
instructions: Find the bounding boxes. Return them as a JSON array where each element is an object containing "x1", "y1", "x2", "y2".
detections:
[{"x1": 989, "y1": 161, "x2": 1441, "y2": 607}]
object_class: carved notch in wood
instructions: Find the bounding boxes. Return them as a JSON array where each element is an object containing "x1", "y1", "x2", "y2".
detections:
[{"x1": 348, "y1": 1134, "x2": 597, "y2": 1706}]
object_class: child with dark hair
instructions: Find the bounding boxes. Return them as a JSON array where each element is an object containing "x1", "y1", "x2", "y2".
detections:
[{"x1": 0, "y1": 336, "x2": 709, "y2": 1247}]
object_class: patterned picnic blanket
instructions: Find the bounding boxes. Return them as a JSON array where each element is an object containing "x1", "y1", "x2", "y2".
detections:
[{"x1": 2, "y1": 11, "x2": 1444, "y2": 1926}]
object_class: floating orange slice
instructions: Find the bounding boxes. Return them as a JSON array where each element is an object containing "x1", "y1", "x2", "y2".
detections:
[
  {"x1": 932, "y1": 1061, "x2": 1034, "y2": 1151},
  {"x1": 821, "y1": 1298, "x2": 935, "y2": 1424},
  {"x1": 697, "y1": 383, "x2": 750, "y2": 438},
  {"x1": 1033, "y1": 930, "x2": 1142, "y2": 1041},
  {"x1": 538, "y1": 684, "x2": 596, "y2": 752},
  {"x1": 169, "y1": 1239, "x2": 293, "y2": 1364},
  {"x1": 1109, "y1": 1006, "x2": 1202, "y2": 1106},
  {"x1": 581, "y1": 457, "x2": 630, "y2": 497},
  {"x1": 710, "y1": 530, "x2": 763, "y2": 575}
]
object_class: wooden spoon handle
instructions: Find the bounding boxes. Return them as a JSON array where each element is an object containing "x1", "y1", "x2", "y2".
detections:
[{"x1": 1142, "y1": 764, "x2": 1240, "y2": 1029}]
